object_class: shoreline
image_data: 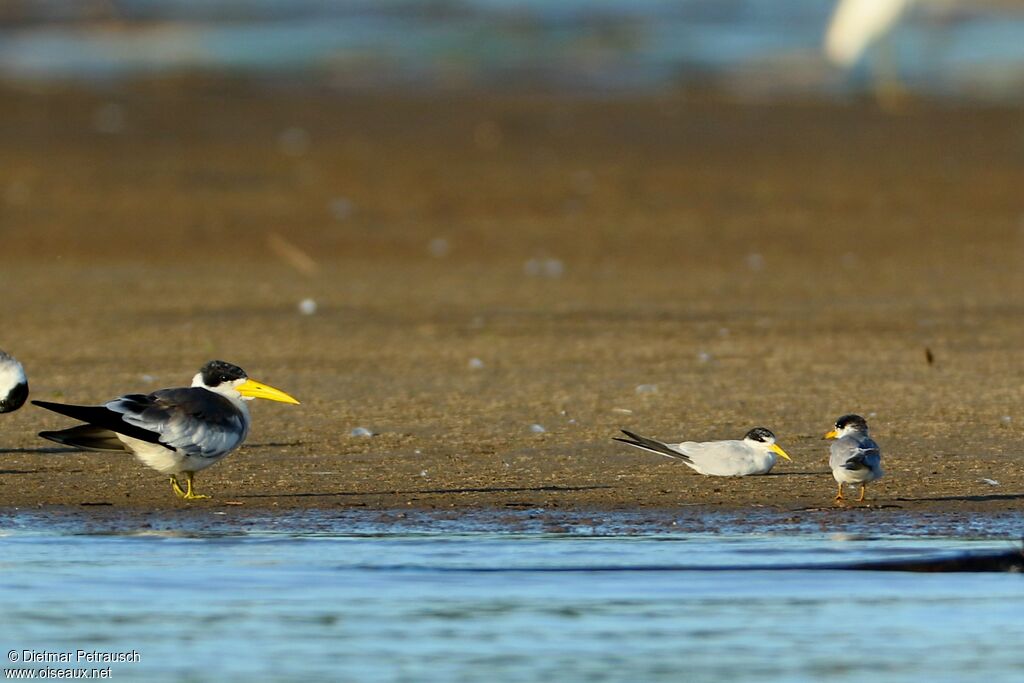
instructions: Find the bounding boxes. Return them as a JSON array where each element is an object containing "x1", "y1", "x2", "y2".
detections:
[
  {"x1": 2, "y1": 503, "x2": 1022, "y2": 540},
  {"x1": 1, "y1": 83, "x2": 1023, "y2": 519}
]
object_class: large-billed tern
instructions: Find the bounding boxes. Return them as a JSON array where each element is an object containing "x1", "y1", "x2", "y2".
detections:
[{"x1": 33, "y1": 360, "x2": 299, "y2": 500}]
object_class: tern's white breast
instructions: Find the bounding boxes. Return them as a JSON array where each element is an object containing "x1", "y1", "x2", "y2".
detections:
[{"x1": 118, "y1": 436, "x2": 231, "y2": 475}]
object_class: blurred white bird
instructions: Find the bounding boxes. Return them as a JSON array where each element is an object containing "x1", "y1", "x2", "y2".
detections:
[{"x1": 825, "y1": 0, "x2": 915, "y2": 68}]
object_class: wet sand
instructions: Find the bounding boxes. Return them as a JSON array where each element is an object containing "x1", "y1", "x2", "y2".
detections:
[{"x1": 1, "y1": 82, "x2": 1023, "y2": 516}]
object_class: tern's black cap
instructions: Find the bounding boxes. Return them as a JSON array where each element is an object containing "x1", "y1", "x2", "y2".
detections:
[
  {"x1": 200, "y1": 361, "x2": 247, "y2": 387},
  {"x1": 834, "y1": 414, "x2": 868, "y2": 431},
  {"x1": 744, "y1": 427, "x2": 776, "y2": 443}
]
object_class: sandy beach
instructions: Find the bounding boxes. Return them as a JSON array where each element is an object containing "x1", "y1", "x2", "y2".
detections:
[{"x1": 1, "y1": 82, "x2": 1023, "y2": 514}]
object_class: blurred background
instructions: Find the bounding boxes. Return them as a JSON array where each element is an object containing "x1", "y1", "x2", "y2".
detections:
[
  {"x1": 1, "y1": 0, "x2": 1023, "y2": 484},
  {"x1": 4, "y1": 0, "x2": 1024, "y2": 100}
]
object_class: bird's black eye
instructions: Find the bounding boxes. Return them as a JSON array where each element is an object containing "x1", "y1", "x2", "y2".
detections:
[
  {"x1": 836, "y1": 414, "x2": 867, "y2": 430},
  {"x1": 745, "y1": 427, "x2": 774, "y2": 442},
  {"x1": 199, "y1": 360, "x2": 247, "y2": 387}
]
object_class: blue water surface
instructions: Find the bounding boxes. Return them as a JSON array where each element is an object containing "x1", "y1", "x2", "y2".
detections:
[{"x1": 1, "y1": 509, "x2": 1023, "y2": 682}]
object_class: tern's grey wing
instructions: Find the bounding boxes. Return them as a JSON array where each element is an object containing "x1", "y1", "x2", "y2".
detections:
[
  {"x1": 677, "y1": 441, "x2": 726, "y2": 457},
  {"x1": 849, "y1": 437, "x2": 882, "y2": 470},
  {"x1": 110, "y1": 388, "x2": 246, "y2": 457},
  {"x1": 830, "y1": 436, "x2": 881, "y2": 471},
  {"x1": 682, "y1": 440, "x2": 767, "y2": 476}
]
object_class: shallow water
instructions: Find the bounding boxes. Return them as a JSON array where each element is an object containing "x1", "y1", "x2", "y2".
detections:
[
  {"x1": 5, "y1": 0, "x2": 1024, "y2": 101},
  {"x1": 1, "y1": 509, "x2": 1023, "y2": 682}
]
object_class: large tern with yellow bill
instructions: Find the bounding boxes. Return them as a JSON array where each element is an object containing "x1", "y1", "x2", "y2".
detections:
[
  {"x1": 614, "y1": 427, "x2": 791, "y2": 476},
  {"x1": 32, "y1": 360, "x2": 299, "y2": 500}
]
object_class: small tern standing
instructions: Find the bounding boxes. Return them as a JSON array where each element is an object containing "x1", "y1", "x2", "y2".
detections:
[
  {"x1": 33, "y1": 360, "x2": 299, "y2": 499},
  {"x1": 614, "y1": 427, "x2": 791, "y2": 476},
  {"x1": 825, "y1": 414, "x2": 883, "y2": 502}
]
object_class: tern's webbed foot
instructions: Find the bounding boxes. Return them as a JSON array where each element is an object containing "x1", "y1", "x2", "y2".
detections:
[{"x1": 170, "y1": 476, "x2": 187, "y2": 498}]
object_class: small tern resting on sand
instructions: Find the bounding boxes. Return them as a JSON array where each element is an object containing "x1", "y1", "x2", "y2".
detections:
[
  {"x1": 33, "y1": 360, "x2": 299, "y2": 500},
  {"x1": 825, "y1": 414, "x2": 883, "y2": 502},
  {"x1": 614, "y1": 427, "x2": 791, "y2": 476},
  {"x1": 0, "y1": 349, "x2": 28, "y2": 413}
]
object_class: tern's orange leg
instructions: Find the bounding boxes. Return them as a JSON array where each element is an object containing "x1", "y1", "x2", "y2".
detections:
[
  {"x1": 857, "y1": 484, "x2": 867, "y2": 503},
  {"x1": 835, "y1": 483, "x2": 844, "y2": 502}
]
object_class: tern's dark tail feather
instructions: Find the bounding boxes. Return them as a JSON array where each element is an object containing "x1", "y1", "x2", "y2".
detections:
[
  {"x1": 39, "y1": 424, "x2": 129, "y2": 453},
  {"x1": 32, "y1": 399, "x2": 163, "y2": 444},
  {"x1": 613, "y1": 430, "x2": 691, "y2": 462}
]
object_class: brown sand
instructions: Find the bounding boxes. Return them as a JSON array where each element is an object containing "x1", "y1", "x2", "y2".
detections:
[{"x1": 1, "y1": 82, "x2": 1023, "y2": 514}]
